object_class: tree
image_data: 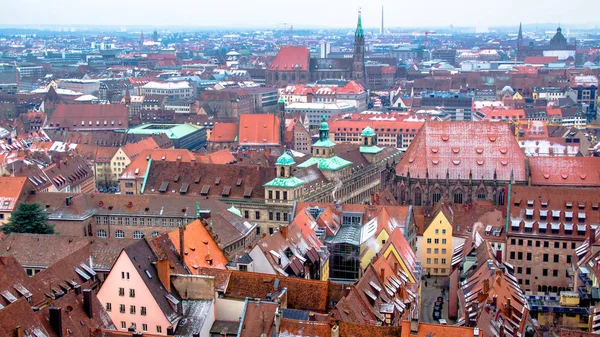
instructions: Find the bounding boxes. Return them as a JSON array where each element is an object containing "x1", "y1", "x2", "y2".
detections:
[{"x1": 2, "y1": 202, "x2": 54, "y2": 234}]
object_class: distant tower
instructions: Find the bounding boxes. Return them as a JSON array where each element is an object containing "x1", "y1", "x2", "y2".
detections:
[
  {"x1": 517, "y1": 22, "x2": 523, "y2": 50},
  {"x1": 140, "y1": 31, "x2": 144, "y2": 44},
  {"x1": 153, "y1": 29, "x2": 158, "y2": 42},
  {"x1": 381, "y1": 6, "x2": 384, "y2": 35},
  {"x1": 278, "y1": 97, "x2": 286, "y2": 145},
  {"x1": 352, "y1": 9, "x2": 366, "y2": 86}
]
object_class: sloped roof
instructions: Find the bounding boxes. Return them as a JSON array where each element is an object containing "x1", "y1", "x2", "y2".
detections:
[
  {"x1": 238, "y1": 114, "x2": 280, "y2": 146},
  {"x1": 269, "y1": 47, "x2": 310, "y2": 71},
  {"x1": 529, "y1": 157, "x2": 600, "y2": 187},
  {"x1": 0, "y1": 234, "x2": 89, "y2": 269},
  {"x1": 396, "y1": 122, "x2": 527, "y2": 182},
  {"x1": 48, "y1": 104, "x2": 128, "y2": 130},
  {"x1": 209, "y1": 123, "x2": 238, "y2": 143},
  {"x1": 0, "y1": 176, "x2": 28, "y2": 212},
  {"x1": 167, "y1": 219, "x2": 229, "y2": 272}
]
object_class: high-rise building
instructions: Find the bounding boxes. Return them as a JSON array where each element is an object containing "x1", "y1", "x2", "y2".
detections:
[{"x1": 319, "y1": 41, "x2": 331, "y2": 58}]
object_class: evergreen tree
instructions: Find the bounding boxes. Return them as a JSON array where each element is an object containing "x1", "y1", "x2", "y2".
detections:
[{"x1": 2, "y1": 202, "x2": 54, "y2": 234}]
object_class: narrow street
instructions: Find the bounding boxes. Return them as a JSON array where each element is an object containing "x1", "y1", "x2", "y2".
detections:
[{"x1": 419, "y1": 276, "x2": 455, "y2": 324}]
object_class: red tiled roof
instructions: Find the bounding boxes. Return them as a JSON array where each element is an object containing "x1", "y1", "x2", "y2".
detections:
[
  {"x1": 523, "y1": 56, "x2": 559, "y2": 65},
  {"x1": 120, "y1": 149, "x2": 197, "y2": 180},
  {"x1": 48, "y1": 104, "x2": 128, "y2": 130},
  {"x1": 529, "y1": 157, "x2": 600, "y2": 187},
  {"x1": 396, "y1": 122, "x2": 527, "y2": 182},
  {"x1": 238, "y1": 114, "x2": 280, "y2": 146},
  {"x1": 269, "y1": 47, "x2": 310, "y2": 71},
  {"x1": 209, "y1": 123, "x2": 238, "y2": 143},
  {"x1": 0, "y1": 177, "x2": 28, "y2": 212},
  {"x1": 120, "y1": 137, "x2": 159, "y2": 160}
]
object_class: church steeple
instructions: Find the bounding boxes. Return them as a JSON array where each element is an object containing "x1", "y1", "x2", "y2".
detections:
[
  {"x1": 352, "y1": 9, "x2": 366, "y2": 86},
  {"x1": 517, "y1": 22, "x2": 523, "y2": 44}
]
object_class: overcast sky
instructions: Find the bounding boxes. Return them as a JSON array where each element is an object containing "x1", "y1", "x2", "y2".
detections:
[{"x1": 2, "y1": 0, "x2": 599, "y2": 29}]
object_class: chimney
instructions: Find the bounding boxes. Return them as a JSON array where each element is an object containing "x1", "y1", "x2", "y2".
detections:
[
  {"x1": 344, "y1": 287, "x2": 352, "y2": 297},
  {"x1": 49, "y1": 307, "x2": 63, "y2": 337},
  {"x1": 83, "y1": 289, "x2": 93, "y2": 319},
  {"x1": 309, "y1": 313, "x2": 315, "y2": 321},
  {"x1": 410, "y1": 317, "x2": 419, "y2": 334},
  {"x1": 483, "y1": 279, "x2": 490, "y2": 293},
  {"x1": 73, "y1": 284, "x2": 81, "y2": 295},
  {"x1": 179, "y1": 226, "x2": 185, "y2": 262},
  {"x1": 506, "y1": 298, "x2": 512, "y2": 318},
  {"x1": 275, "y1": 308, "x2": 281, "y2": 334},
  {"x1": 167, "y1": 326, "x2": 175, "y2": 335},
  {"x1": 495, "y1": 249, "x2": 503, "y2": 264},
  {"x1": 331, "y1": 323, "x2": 339, "y2": 337},
  {"x1": 380, "y1": 268, "x2": 385, "y2": 281},
  {"x1": 15, "y1": 325, "x2": 23, "y2": 337},
  {"x1": 157, "y1": 259, "x2": 171, "y2": 293},
  {"x1": 590, "y1": 227, "x2": 597, "y2": 246},
  {"x1": 280, "y1": 225, "x2": 288, "y2": 240},
  {"x1": 65, "y1": 196, "x2": 72, "y2": 206},
  {"x1": 394, "y1": 262, "x2": 399, "y2": 273}
]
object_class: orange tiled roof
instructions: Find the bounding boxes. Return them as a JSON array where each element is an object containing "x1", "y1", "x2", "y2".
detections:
[
  {"x1": 120, "y1": 137, "x2": 159, "y2": 160},
  {"x1": 120, "y1": 148, "x2": 197, "y2": 180},
  {"x1": 209, "y1": 123, "x2": 238, "y2": 143},
  {"x1": 167, "y1": 219, "x2": 228, "y2": 272},
  {"x1": 238, "y1": 114, "x2": 280, "y2": 146},
  {"x1": 0, "y1": 177, "x2": 28, "y2": 212}
]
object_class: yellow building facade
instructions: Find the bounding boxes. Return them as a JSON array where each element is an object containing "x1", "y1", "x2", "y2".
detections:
[{"x1": 422, "y1": 211, "x2": 453, "y2": 276}]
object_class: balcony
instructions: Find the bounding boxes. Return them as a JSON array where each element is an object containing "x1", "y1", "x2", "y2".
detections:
[
  {"x1": 578, "y1": 286, "x2": 591, "y2": 300},
  {"x1": 579, "y1": 272, "x2": 593, "y2": 286}
]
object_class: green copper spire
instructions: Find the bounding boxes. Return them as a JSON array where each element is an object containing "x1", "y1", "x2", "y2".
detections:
[{"x1": 355, "y1": 9, "x2": 364, "y2": 37}]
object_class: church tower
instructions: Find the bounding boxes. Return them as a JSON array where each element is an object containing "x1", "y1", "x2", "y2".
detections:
[
  {"x1": 352, "y1": 9, "x2": 366, "y2": 86},
  {"x1": 517, "y1": 22, "x2": 523, "y2": 51}
]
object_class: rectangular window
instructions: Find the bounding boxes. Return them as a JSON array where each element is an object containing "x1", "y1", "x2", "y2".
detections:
[
  {"x1": 434, "y1": 248, "x2": 439, "y2": 254},
  {"x1": 426, "y1": 258, "x2": 431, "y2": 264},
  {"x1": 132, "y1": 217, "x2": 137, "y2": 226},
  {"x1": 510, "y1": 251, "x2": 515, "y2": 259},
  {"x1": 553, "y1": 270, "x2": 558, "y2": 277},
  {"x1": 106, "y1": 303, "x2": 111, "y2": 312},
  {"x1": 554, "y1": 255, "x2": 559, "y2": 263},
  {"x1": 543, "y1": 269, "x2": 548, "y2": 276},
  {"x1": 142, "y1": 324, "x2": 147, "y2": 332},
  {"x1": 169, "y1": 218, "x2": 174, "y2": 227},
  {"x1": 544, "y1": 241, "x2": 549, "y2": 248},
  {"x1": 527, "y1": 240, "x2": 532, "y2": 247},
  {"x1": 255, "y1": 211, "x2": 260, "y2": 220},
  {"x1": 543, "y1": 254, "x2": 549, "y2": 262},
  {"x1": 269, "y1": 212, "x2": 274, "y2": 221},
  {"x1": 125, "y1": 217, "x2": 130, "y2": 226},
  {"x1": 526, "y1": 267, "x2": 531, "y2": 275},
  {"x1": 427, "y1": 248, "x2": 431, "y2": 254},
  {"x1": 157, "y1": 326, "x2": 162, "y2": 334},
  {"x1": 442, "y1": 249, "x2": 447, "y2": 254},
  {"x1": 434, "y1": 239, "x2": 439, "y2": 244},
  {"x1": 554, "y1": 242, "x2": 560, "y2": 249},
  {"x1": 141, "y1": 306, "x2": 146, "y2": 316},
  {"x1": 434, "y1": 258, "x2": 439, "y2": 264},
  {"x1": 441, "y1": 258, "x2": 446, "y2": 264},
  {"x1": 442, "y1": 239, "x2": 446, "y2": 244},
  {"x1": 119, "y1": 304, "x2": 125, "y2": 313},
  {"x1": 129, "y1": 289, "x2": 135, "y2": 297},
  {"x1": 121, "y1": 321, "x2": 126, "y2": 330},
  {"x1": 119, "y1": 288, "x2": 124, "y2": 296},
  {"x1": 535, "y1": 241, "x2": 540, "y2": 247},
  {"x1": 435, "y1": 229, "x2": 439, "y2": 234},
  {"x1": 103, "y1": 216, "x2": 108, "y2": 224},
  {"x1": 517, "y1": 267, "x2": 522, "y2": 274},
  {"x1": 276, "y1": 213, "x2": 281, "y2": 221},
  {"x1": 118, "y1": 217, "x2": 123, "y2": 225},
  {"x1": 517, "y1": 252, "x2": 523, "y2": 260},
  {"x1": 427, "y1": 238, "x2": 432, "y2": 244},
  {"x1": 527, "y1": 253, "x2": 532, "y2": 261},
  {"x1": 162, "y1": 219, "x2": 167, "y2": 227}
]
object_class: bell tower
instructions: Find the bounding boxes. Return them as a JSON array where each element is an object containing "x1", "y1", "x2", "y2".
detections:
[{"x1": 352, "y1": 9, "x2": 366, "y2": 86}]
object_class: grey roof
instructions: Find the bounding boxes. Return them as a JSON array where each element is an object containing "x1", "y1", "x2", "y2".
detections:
[
  {"x1": 281, "y1": 308, "x2": 310, "y2": 320},
  {"x1": 124, "y1": 240, "x2": 182, "y2": 324},
  {"x1": 174, "y1": 300, "x2": 213, "y2": 337},
  {"x1": 329, "y1": 226, "x2": 360, "y2": 245}
]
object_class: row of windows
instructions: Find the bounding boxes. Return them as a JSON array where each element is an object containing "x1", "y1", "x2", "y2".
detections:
[
  {"x1": 424, "y1": 267, "x2": 446, "y2": 274},
  {"x1": 433, "y1": 229, "x2": 447, "y2": 235},
  {"x1": 118, "y1": 287, "x2": 136, "y2": 297},
  {"x1": 97, "y1": 229, "x2": 158, "y2": 239},
  {"x1": 107, "y1": 303, "x2": 147, "y2": 315},
  {"x1": 426, "y1": 248, "x2": 447, "y2": 255},
  {"x1": 119, "y1": 321, "x2": 158, "y2": 333},
  {"x1": 509, "y1": 239, "x2": 576, "y2": 250},
  {"x1": 425, "y1": 258, "x2": 447, "y2": 264},
  {"x1": 96, "y1": 216, "x2": 190, "y2": 227},
  {"x1": 426, "y1": 238, "x2": 447, "y2": 244}
]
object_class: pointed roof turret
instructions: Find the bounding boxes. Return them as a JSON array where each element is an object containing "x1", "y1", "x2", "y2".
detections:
[
  {"x1": 355, "y1": 9, "x2": 364, "y2": 37},
  {"x1": 518, "y1": 22, "x2": 523, "y2": 41}
]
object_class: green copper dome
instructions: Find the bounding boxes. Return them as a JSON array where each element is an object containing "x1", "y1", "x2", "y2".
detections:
[
  {"x1": 276, "y1": 152, "x2": 295, "y2": 166},
  {"x1": 320, "y1": 121, "x2": 329, "y2": 131},
  {"x1": 278, "y1": 97, "x2": 285, "y2": 104},
  {"x1": 361, "y1": 126, "x2": 375, "y2": 137}
]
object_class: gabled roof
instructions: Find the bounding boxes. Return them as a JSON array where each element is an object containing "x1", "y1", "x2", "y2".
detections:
[
  {"x1": 0, "y1": 234, "x2": 89, "y2": 269},
  {"x1": 120, "y1": 137, "x2": 159, "y2": 160},
  {"x1": 123, "y1": 240, "x2": 182, "y2": 323},
  {"x1": 0, "y1": 298, "x2": 50, "y2": 337},
  {"x1": 269, "y1": 47, "x2": 310, "y2": 72},
  {"x1": 396, "y1": 122, "x2": 527, "y2": 182},
  {"x1": 120, "y1": 148, "x2": 197, "y2": 180},
  {"x1": 0, "y1": 176, "x2": 28, "y2": 212},
  {"x1": 167, "y1": 219, "x2": 228, "y2": 272},
  {"x1": 47, "y1": 104, "x2": 128, "y2": 130}
]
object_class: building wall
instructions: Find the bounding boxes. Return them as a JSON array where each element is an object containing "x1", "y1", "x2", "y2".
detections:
[
  {"x1": 505, "y1": 234, "x2": 581, "y2": 293},
  {"x1": 360, "y1": 230, "x2": 390, "y2": 270},
  {"x1": 248, "y1": 246, "x2": 277, "y2": 274},
  {"x1": 215, "y1": 298, "x2": 246, "y2": 321},
  {"x1": 111, "y1": 148, "x2": 132, "y2": 180},
  {"x1": 97, "y1": 251, "x2": 175, "y2": 335},
  {"x1": 422, "y1": 212, "x2": 453, "y2": 276}
]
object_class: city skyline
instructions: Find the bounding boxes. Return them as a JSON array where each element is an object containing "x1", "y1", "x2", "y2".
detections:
[{"x1": 2, "y1": 0, "x2": 599, "y2": 30}]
